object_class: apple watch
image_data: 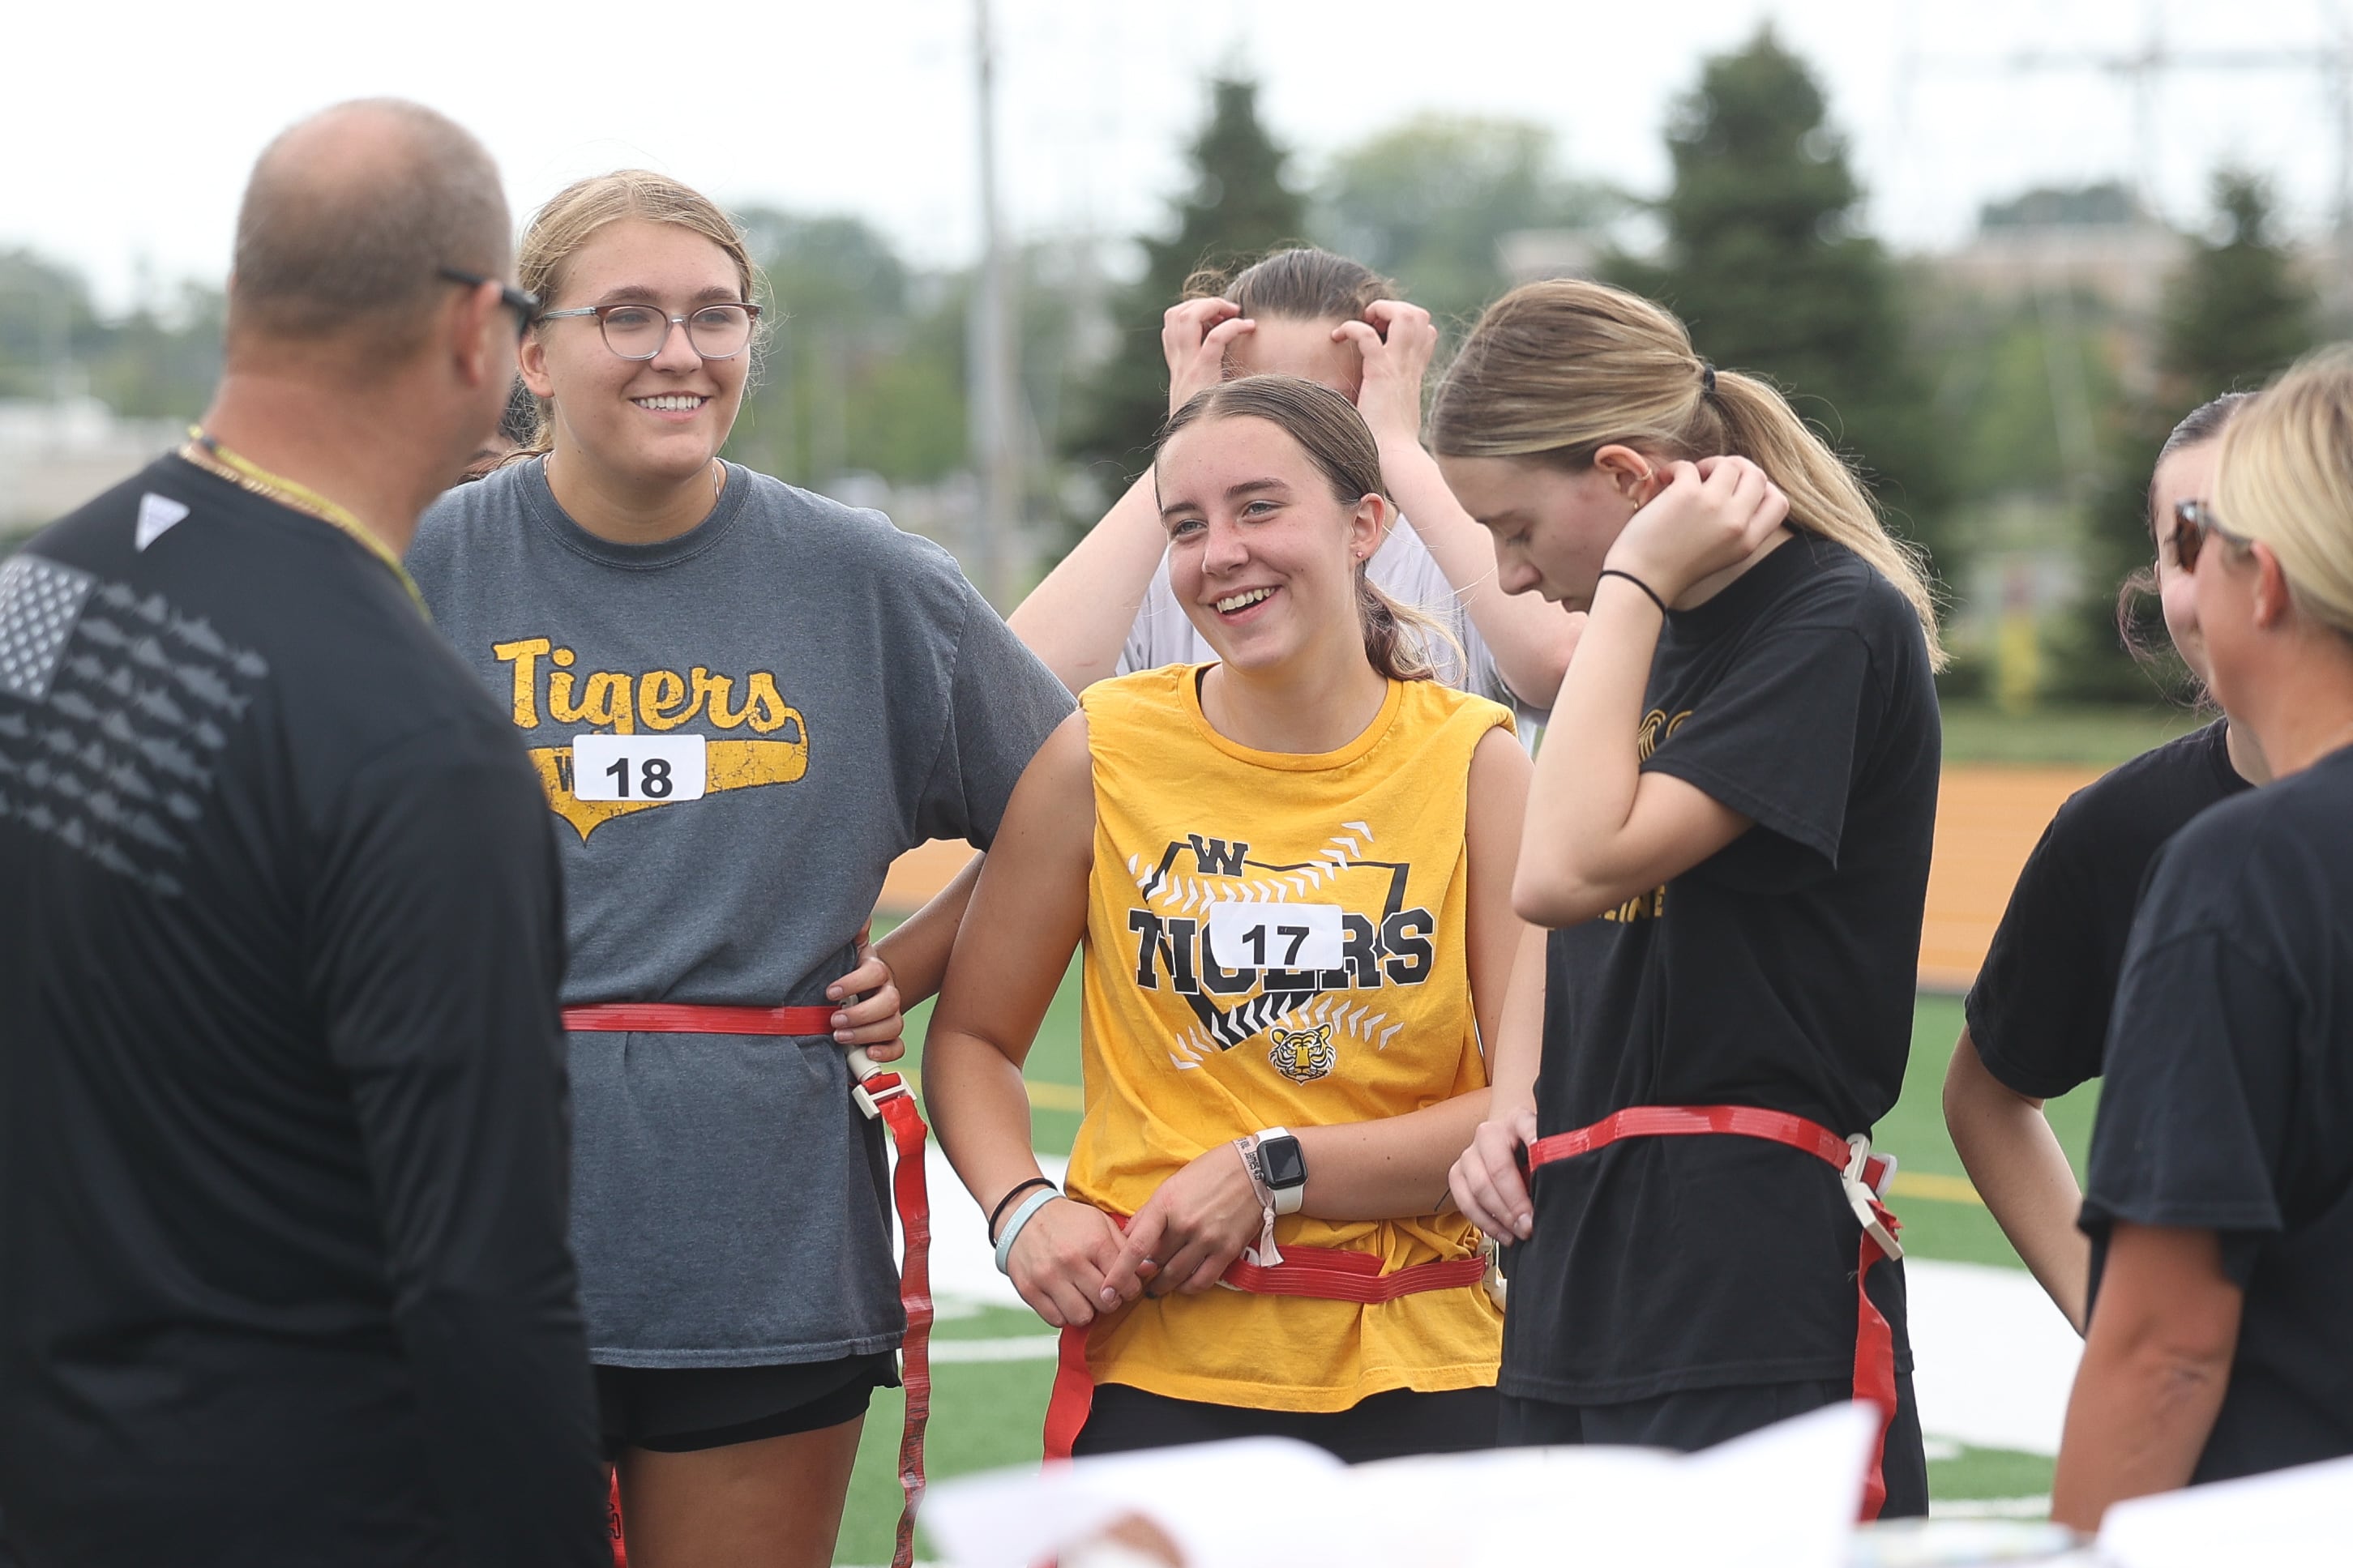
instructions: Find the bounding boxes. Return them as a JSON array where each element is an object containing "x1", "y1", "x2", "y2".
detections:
[{"x1": 1241, "y1": 1126, "x2": 1308, "y2": 1216}]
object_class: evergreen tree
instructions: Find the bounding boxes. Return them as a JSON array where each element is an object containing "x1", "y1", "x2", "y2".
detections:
[
  {"x1": 1611, "y1": 29, "x2": 1953, "y2": 573},
  {"x1": 1063, "y1": 77, "x2": 1307, "y2": 479},
  {"x1": 2060, "y1": 170, "x2": 2317, "y2": 700}
]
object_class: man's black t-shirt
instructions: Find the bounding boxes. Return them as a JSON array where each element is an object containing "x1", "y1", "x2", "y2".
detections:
[
  {"x1": 0, "y1": 456, "x2": 605, "y2": 1565},
  {"x1": 2081, "y1": 745, "x2": 2353, "y2": 1484},
  {"x1": 1966, "y1": 719, "x2": 2251, "y2": 1099},
  {"x1": 1504, "y1": 536, "x2": 1940, "y2": 1404}
]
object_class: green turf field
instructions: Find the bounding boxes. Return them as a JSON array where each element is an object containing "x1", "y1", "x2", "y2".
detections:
[{"x1": 825, "y1": 978, "x2": 2096, "y2": 1562}]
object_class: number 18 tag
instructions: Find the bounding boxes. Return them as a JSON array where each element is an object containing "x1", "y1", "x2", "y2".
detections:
[
  {"x1": 572, "y1": 733, "x2": 708, "y2": 802},
  {"x1": 1205, "y1": 901, "x2": 1345, "y2": 970}
]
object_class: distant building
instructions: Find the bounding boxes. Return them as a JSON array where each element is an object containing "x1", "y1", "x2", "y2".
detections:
[
  {"x1": 1, "y1": 396, "x2": 182, "y2": 543},
  {"x1": 1937, "y1": 182, "x2": 2184, "y2": 318}
]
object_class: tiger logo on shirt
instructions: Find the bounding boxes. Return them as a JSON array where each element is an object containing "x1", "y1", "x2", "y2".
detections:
[{"x1": 1268, "y1": 1023, "x2": 1336, "y2": 1084}]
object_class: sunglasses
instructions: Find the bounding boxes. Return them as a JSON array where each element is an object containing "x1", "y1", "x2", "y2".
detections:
[
  {"x1": 439, "y1": 267, "x2": 541, "y2": 341},
  {"x1": 2171, "y1": 498, "x2": 2252, "y2": 574}
]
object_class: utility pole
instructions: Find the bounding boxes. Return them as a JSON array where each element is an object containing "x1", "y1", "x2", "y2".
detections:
[{"x1": 967, "y1": 0, "x2": 1020, "y2": 606}]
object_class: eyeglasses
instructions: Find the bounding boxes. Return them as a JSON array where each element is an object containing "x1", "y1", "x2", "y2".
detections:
[
  {"x1": 533, "y1": 300, "x2": 761, "y2": 361},
  {"x1": 438, "y1": 267, "x2": 541, "y2": 341},
  {"x1": 2171, "y1": 498, "x2": 2253, "y2": 574}
]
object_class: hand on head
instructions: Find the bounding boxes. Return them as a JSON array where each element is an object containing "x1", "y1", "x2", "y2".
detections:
[
  {"x1": 1605, "y1": 455, "x2": 1791, "y2": 606},
  {"x1": 1333, "y1": 299, "x2": 1437, "y2": 448},
  {"x1": 1162, "y1": 297, "x2": 1257, "y2": 417}
]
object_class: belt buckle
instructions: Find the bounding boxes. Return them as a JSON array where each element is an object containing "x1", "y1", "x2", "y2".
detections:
[
  {"x1": 845, "y1": 1046, "x2": 910, "y2": 1121},
  {"x1": 1842, "y1": 1134, "x2": 1904, "y2": 1261},
  {"x1": 1481, "y1": 1234, "x2": 1508, "y2": 1311}
]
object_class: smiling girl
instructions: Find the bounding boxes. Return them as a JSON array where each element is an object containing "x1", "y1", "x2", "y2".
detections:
[
  {"x1": 404, "y1": 171, "x2": 1071, "y2": 1567},
  {"x1": 926, "y1": 375, "x2": 1538, "y2": 1461},
  {"x1": 1432, "y1": 280, "x2": 1941, "y2": 1516}
]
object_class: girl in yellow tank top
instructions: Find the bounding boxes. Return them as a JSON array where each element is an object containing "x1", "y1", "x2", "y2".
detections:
[{"x1": 926, "y1": 375, "x2": 1541, "y2": 1461}]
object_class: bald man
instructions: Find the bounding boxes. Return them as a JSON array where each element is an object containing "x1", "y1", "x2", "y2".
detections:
[{"x1": 0, "y1": 102, "x2": 605, "y2": 1566}]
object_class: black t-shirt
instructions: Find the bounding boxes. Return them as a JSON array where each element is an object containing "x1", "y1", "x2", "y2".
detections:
[
  {"x1": 1504, "y1": 536, "x2": 1941, "y2": 1404},
  {"x1": 0, "y1": 457, "x2": 605, "y2": 1566},
  {"x1": 1966, "y1": 719, "x2": 2251, "y2": 1099},
  {"x1": 2081, "y1": 746, "x2": 2353, "y2": 1484}
]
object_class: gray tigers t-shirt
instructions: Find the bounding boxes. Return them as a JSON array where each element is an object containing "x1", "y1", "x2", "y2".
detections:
[{"x1": 408, "y1": 459, "x2": 1071, "y2": 1365}]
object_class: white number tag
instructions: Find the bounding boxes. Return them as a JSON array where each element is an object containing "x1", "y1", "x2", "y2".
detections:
[
  {"x1": 572, "y1": 733, "x2": 707, "y2": 802},
  {"x1": 1205, "y1": 902, "x2": 1345, "y2": 970}
]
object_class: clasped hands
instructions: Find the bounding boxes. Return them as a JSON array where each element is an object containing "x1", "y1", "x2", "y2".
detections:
[{"x1": 1003, "y1": 1143, "x2": 1265, "y2": 1328}]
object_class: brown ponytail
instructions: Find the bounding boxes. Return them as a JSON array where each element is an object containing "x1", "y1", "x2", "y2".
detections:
[{"x1": 1158, "y1": 375, "x2": 1460, "y2": 683}]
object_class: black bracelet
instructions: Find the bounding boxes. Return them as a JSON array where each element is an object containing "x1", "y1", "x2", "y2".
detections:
[
  {"x1": 987, "y1": 1176, "x2": 1059, "y2": 1242},
  {"x1": 1597, "y1": 567, "x2": 1669, "y2": 615}
]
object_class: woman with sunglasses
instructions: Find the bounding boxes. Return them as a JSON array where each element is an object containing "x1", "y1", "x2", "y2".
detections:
[
  {"x1": 2052, "y1": 348, "x2": 2353, "y2": 1525},
  {"x1": 1942, "y1": 395, "x2": 2266, "y2": 1334},
  {"x1": 405, "y1": 170, "x2": 1072, "y2": 1567}
]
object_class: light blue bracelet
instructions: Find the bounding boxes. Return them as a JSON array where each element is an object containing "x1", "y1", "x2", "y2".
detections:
[{"x1": 992, "y1": 1186, "x2": 1062, "y2": 1276}]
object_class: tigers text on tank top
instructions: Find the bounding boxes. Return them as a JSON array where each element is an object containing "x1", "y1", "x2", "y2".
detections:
[{"x1": 1069, "y1": 664, "x2": 1512, "y2": 1412}]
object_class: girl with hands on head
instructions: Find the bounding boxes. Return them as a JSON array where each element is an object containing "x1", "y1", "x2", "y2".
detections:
[
  {"x1": 1431, "y1": 280, "x2": 1943, "y2": 1517},
  {"x1": 1010, "y1": 249, "x2": 1577, "y2": 716},
  {"x1": 928, "y1": 374, "x2": 1540, "y2": 1462}
]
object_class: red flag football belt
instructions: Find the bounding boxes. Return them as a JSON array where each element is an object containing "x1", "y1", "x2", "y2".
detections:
[
  {"x1": 565, "y1": 1004, "x2": 932, "y2": 1568},
  {"x1": 1525, "y1": 1104, "x2": 1904, "y2": 1522},
  {"x1": 1041, "y1": 1220, "x2": 1488, "y2": 1463}
]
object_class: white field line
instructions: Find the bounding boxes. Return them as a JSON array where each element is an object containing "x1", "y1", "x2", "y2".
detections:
[
  {"x1": 931, "y1": 1335, "x2": 1061, "y2": 1362},
  {"x1": 1929, "y1": 1496, "x2": 2053, "y2": 1519}
]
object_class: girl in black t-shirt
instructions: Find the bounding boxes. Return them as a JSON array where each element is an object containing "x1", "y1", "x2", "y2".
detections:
[
  {"x1": 1944, "y1": 394, "x2": 2264, "y2": 1334},
  {"x1": 2053, "y1": 348, "x2": 2353, "y2": 1526},
  {"x1": 1431, "y1": 280, "x2": 1943, "y2": 1519}
]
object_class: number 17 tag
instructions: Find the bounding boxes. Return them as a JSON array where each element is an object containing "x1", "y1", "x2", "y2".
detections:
[
  {"x1": 1205, "y1": 901, "x2": 1345, "y2": 970},
  {"x1": 572, "y1": 733, "x2": 708, "y2": 802}
]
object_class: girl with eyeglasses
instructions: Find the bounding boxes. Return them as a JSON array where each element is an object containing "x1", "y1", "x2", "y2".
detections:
[
  {"x1": 1942, "y1": 394, "x2": 2266, "y2": 1335},
  {"x1": 2052, "y1": 348, "x2": 2353, "y2": 1525},
  {"x1": 405, "y1": 170, "x2": 1071, "y2": 1567},
  {"x1": 1431, "y1": 279, "x2": 1940, "y2": 1516}
]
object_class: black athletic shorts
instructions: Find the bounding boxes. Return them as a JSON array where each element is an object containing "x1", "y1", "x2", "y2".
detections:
[
  {"x1": 1072, "y1": 1382, "x2": 1498, "y2": 1464},
  {"x1": 1497, "y1": 1373, "x2": 1928, "y2": 1519},
  {"x1": 595, "y1": 1352, "x2": 899, "y2": 1458}
]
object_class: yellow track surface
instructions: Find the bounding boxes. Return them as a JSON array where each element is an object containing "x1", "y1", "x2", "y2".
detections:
[{"x1": 879, "y1": 765, "x2": 2103, "y2": 994}]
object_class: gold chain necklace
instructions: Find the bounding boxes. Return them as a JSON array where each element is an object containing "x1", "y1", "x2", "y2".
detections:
[{"x1": 179, "y1": 428, "x2": 430, "y2": 619}]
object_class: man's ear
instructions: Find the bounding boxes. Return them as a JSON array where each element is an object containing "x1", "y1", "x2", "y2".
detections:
[
  {"x1": 449, "y1": 280, "x2": 511, "y2": 390},
  {"x1": 1591, "y1": 443, "x2": 1659, "y2": 506}
]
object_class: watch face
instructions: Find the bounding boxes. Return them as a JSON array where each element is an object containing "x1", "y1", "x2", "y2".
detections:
[{"x1": 1262, "y1": 1135, "x2": 1307, "y2": 1190}]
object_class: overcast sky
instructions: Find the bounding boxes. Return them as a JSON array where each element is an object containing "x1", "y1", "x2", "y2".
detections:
[{"x1": 13, "y1": 0, "x2": 2351, "y2": 313}]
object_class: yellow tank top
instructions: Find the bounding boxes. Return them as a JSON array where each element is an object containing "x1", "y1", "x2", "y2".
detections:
[{"x1": 1069, "y1": 664, "x2": 1511, "y2": 1412}]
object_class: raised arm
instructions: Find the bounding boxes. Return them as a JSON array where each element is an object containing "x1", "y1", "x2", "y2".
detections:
[
  {"x1": 1943, "y1": 1028, "x2": 2092, "y2": 1331},
  {"x1": 319, "y1": 737, "x2": 605, "y2": 1567},
  {"x1": 1512, "y1": 459, "x2": 1782, "y2": 926},
  {"x1": 1103, "y1": 726, "x2": 1534, "y2": 1299},
  {"x1": 1345, "y1": 301, "x2": 1579, "y2": 708},
  {"x1": 1008, "y1": 300, "x2": 1251, "y2": 693}
]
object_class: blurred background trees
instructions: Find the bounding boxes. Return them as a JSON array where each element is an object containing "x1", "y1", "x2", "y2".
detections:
[{"x1": 5, "y1": 32, "x2": 2341, "y2": 716}]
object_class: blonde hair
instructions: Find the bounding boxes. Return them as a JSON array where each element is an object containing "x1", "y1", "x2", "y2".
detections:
[
  {"x1": 1429, "y1": 279, "x2": 1945, "y2": 669},
  {"x1": 2214, "y1": 345, "x2": 2353, "y2": 639},
  {"x1": 511, "y1": 169, "x2": 766, "y2": 455},
  {"x1": 1158, "y1": 375, "x2": 1459, "y2": 684}
]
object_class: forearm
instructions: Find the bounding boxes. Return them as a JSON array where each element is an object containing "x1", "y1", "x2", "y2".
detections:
[
  {"x1": 1943, "y1": 1031, "x2": 2090, "y2": 1330},
  {"x1": 873, "y1": 852, "x2": 984, "y2": 1007},
  {"x1": 2051, "y1": 1334, "x2": 2231, "y2": 1528},
  {"x1": 1485, "y1": 927, "x2": 1548, "y2": 1117},
  {"x1": 1007, "y1": 471, "x2": 1165, "y2": 694},
  {"x1": 1380, "y1": 435, "x2": 1572, "y2": 707},
  {"x1": 1294, "y1": 1090, "x2": 1491, "y2": 1222},
  {"x1": 926, "y1": 1022, "x2": 1055, "y2": 1221},
  {"x1": 1514, "y1": 577, "x2": 1662, "y2": 922}
]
